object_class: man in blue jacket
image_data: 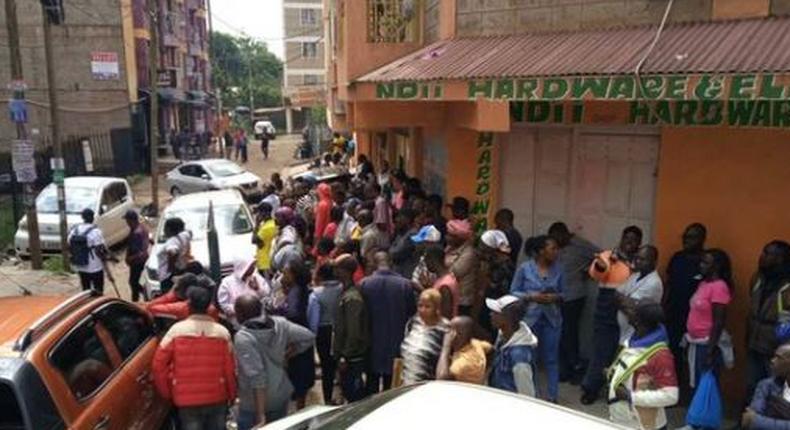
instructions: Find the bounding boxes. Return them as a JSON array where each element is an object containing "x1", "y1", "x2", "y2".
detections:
[
  {"x1": 743, "y1": 342, "x2": 790, "y2": 429},
  {"x1": 488, "y1": 295, "x2": 538, "y2": 397}
]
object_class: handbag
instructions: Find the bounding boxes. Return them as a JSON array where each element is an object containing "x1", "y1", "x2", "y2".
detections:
[{"x1": 686, "y1": 370, "x2": 723, "y2": 429}]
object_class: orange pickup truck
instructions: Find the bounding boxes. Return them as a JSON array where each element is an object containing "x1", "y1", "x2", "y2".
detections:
[{"x1": 0, "y1": 291, "x2": 173, "y2": 430}]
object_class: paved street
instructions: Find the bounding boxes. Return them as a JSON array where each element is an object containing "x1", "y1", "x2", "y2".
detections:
[{"x1": 0, "y1": 134, "x2": 303, "y2": 299}]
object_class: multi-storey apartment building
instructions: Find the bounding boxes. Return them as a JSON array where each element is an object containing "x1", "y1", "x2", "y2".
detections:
[
  {"x1": 128, "y1": 0, "x2": 213, "y2": 138},
  {"x1": 283, "y1": 0, "x2": 325, "y2": 133}
]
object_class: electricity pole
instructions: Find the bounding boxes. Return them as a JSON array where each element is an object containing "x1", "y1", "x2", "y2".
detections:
[
  {"x1": 148, "y1": 0, "x2": 160, "y2": 216},
  {"x1": 41, "y1": 1, "x2": 69, "y2": 267},
  {"x1": 5, "y1": 0, "x2": 43, "y2": 269}
]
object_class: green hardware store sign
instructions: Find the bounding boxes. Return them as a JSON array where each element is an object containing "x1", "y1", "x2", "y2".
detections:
[{"x1": 373, "y1": 73, "x2": 790, "y2": 127}]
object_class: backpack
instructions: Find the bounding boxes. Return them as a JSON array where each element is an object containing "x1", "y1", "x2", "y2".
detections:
[{"x1": 69, "y1": 225, "x2": 97, "y2": 266}]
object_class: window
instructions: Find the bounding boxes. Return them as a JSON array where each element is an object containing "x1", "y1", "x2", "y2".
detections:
[
  {"x1": 101, "y1": 183, "x2": 127, "y2": 212},
  {"x1": 50, "y1": 319, "x2": 114, "y2": 401},
  {"x1": 367, "y1": 0, "x2": 419, "y2": 43},
  {"x1": 95, "y1": 303, "x2": 154, "y2": 360},
  {"x1": 304, "y1": 74, "x2": 320, "y2": 86},
  {"x1": 300, "y1": 8, "x2": 317, "y2": 26},
  {"x1": 301, "y1": 42, "x2": 318, "y2": 58}
]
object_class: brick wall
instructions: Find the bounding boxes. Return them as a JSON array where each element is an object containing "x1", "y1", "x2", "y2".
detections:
[
  {"x1": 424, "y1": 0, "x2": 441, "y2": 43},
  {"x1": 0, "y1": 0, "x2": 132, "y2": 146},
  {"x1": 454, "y1": 0, "x2": 773, "y2": 37}
]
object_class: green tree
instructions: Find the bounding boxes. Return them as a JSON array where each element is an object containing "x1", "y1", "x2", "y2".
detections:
[{"x1": 210, "y1": 32, "x2": 283, "y2": 110}]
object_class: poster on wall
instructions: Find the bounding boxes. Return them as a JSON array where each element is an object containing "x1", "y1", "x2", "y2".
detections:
[{"x1": 91, "y1": 52, "x2": 119, "y2": 80}]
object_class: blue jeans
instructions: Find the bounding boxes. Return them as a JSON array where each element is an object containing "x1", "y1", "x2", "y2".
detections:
[
  {"x1": 178, "y1": 404, "x2": 227, "y2": 430},
  {"x1": 340, "y1": 359, "x2": 367, "y2": 403},
  {"x1": 529, "y1": 317, "x2": 561, "y2": 402},
  {"x1": 237, "y1": 408, "x2": 287, "y2": 430}
]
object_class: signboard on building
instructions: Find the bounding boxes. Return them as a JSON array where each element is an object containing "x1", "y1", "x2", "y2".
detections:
[
  {"x1": 472, "y1": 133, "x2": 495, "y2": 234},
  {"x1": 11, "y1": 140, "x2": 36, "y2": 183},
  {"x1": 510, "y1": 99, "x2": 790, "y2": 128},
  {"x1": 374, "y1": 73, "x2": 790, "y2": 103},
  {"x1": 290, "y1": 88, "x2": 326, "y2": 107},
  {"x1": 91, "y1": 52, "x2": 120, "y2": 80},
  {"x1": 158, "y1": 69, "x2": 177, "y2": 88}
]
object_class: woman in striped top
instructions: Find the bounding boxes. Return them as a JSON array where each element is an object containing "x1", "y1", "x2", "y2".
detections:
[{"x1": 400, "y1": 289, "x2": 450, "y2": 385}]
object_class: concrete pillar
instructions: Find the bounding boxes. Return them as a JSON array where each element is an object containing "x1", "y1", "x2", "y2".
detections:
[{"x1": 286, "y1": 107, "x2": 294, "y2": 134}]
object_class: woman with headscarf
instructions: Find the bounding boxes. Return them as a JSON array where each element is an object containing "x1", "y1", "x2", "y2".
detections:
[
  {"x1": 217, "y1": 258, "x2": 271, "y2": 325},
  {"x1": 445, "y1": 219, "x2": 479, "y2": 318},
  {"x1": 313, "y1": 183, "x2": 333, "y2": 242}
]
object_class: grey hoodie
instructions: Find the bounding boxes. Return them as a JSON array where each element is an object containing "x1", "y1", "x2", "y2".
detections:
[{"x1": 234, "y1": 316, "x2": 315, "y2": 413}]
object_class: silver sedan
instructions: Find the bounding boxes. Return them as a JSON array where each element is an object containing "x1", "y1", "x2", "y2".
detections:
[{"x1": 165, "y1": 159, "x2": 261, "y2": 197}]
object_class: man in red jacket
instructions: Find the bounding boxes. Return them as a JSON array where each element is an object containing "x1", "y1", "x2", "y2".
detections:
[{"x1": 153, "y1": 285, "x2": 236, "y2": 430}]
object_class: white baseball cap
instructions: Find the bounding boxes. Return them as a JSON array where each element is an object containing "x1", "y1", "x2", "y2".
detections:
[
  {"x1": 481, "y1": 230, "x2": 511, "y2": 254},
  {"x1": 485, "y1": 295, "x2": 521, "y2": 313}
]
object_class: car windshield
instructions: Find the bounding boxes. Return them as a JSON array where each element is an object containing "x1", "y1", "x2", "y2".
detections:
[
  {"x1": 282, "y1": 385, "x2": 418, "y2": 430},
  {"x1": 206, "y1": 161, "x2": 245, "y2": 178},
  {"x1": 157, "y1": 203, "x2": 253, "y2": 242},
  {"x1": 36, "y1": 184, "x2": 97, "y2": 214}
]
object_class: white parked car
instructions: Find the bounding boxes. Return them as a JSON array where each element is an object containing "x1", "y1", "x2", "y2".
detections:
[
  {"x1": 254, "y1": 120, "x2": 276, "y2": 139},
  {"x1": 262, "y1": 382, "x2": 623, "y2": 429},
  {"x1": 142, "y1": 189, "x2": 257, "y2": 297},
  {"x1": 165, "y1": 159, "x2": 261, "y2": 197},
  {"x1": 14, "y1": 177, "x2": 134, "y2": 256}
]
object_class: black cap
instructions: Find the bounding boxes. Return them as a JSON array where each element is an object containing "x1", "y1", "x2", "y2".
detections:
[{"x1": 123, "y1": 209, "x2": 139, "y2": 221}]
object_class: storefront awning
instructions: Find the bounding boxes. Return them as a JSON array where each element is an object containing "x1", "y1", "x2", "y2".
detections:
[{"x1": 358, "y1": 17, "x2": 790, "y2": 84}]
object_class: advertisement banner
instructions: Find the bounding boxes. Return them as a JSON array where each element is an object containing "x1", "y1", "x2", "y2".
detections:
[{"x1": 91, "y1": 51, "x2": 120, "y2": 80}]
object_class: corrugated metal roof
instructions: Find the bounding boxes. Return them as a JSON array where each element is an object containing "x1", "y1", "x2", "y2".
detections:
[{"x1": 357, "y1": 17, "x2": 790, "y2": 82}]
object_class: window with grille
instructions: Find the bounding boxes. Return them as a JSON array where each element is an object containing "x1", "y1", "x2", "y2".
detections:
[
  {"x1": 367, "y1": 0, "x2": 419, "y2": 43},
  {"x1": 301, "y1": 42, "x2": 318, "y2": 58},
  {"x1": 300, "y1": 8, "x2": 317, "y2": 26},
  {"x1": 304, "y1": 74, "x2": 320, "y2": 86}
]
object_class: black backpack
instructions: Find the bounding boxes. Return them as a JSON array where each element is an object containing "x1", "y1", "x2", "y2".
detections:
[{"x1": 69, "y1": 225, "x2": 97, "y2": 266}]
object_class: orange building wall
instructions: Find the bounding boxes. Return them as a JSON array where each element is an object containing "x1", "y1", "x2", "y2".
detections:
[{"x1": 654, "y1": 127, "x2": 790, "y2": 405}]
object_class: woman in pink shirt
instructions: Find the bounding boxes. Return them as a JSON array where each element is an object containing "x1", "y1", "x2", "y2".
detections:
[{"x1": 685, "y1": 248, "x2": 733, "y2": 389}]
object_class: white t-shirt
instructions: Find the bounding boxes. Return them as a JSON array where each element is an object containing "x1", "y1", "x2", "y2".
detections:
[
  {"x1": 617, "y1": 270, "x2": 664, "y2": 344},
  {"x1": 157, "y1": 231, "x2": 192, "y2": 280},
  {"x1": 68, "y1": 223, "x2": 105, "y2": 274}
]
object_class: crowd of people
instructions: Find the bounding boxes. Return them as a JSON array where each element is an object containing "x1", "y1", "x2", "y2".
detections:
[{"x1": 63, "y1": 150, "x2": 790, "y2": 429}]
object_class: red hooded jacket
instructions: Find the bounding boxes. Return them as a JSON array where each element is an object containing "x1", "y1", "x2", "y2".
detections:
[{"x1": 313, "y1": 183, "x2": 333, "y2": 240}]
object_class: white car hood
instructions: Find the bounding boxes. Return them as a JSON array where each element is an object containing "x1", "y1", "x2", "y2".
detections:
[
  {"x1": 146, "y1": 233, "x2": 257, "y2": 272},
  {"x1": 215, "y1": 172, "x2": 260, "y2": 187}
]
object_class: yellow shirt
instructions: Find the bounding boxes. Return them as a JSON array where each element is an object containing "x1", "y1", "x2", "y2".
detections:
[
  {"x1": 256, "y1": 219, "x2": 277, "y2": 271},
  {"x1": 450, "y1": 339, "x2": 492, "y2": 385}
]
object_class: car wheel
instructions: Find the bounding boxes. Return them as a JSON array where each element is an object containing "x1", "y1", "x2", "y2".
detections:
[{"x1": 170, "y1": 186, "x2": 182, "y2": 197}]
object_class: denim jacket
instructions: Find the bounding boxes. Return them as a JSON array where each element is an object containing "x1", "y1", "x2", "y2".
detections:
[
  {"x1": 489, "y1": 322, "x2": 538, "y2": 396},
  {"x1": 510, "y1": 260, "x2": 564, "y2": 328}
]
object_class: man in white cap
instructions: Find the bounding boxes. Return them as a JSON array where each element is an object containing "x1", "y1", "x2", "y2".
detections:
[
  {"x1": 487, "y1": 295, "x2": 538, "y2": 397},
  {"x1": 479, "y1": 230, "x2": 517, "y2": 336}
]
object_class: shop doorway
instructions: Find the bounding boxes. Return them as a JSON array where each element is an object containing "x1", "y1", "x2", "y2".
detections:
[{"x1": 498, "y1": 126, "x2": 660, "y2": 250}]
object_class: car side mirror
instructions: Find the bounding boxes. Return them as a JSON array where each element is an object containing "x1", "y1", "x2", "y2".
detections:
[
  {"x1": 100, "y1": 204, "x2": 109, "y2": 214},
  {"x1": 201, "y1": 174, "x2": 210, "y2": 180}
]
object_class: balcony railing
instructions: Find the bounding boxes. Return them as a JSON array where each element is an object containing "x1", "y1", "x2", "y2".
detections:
[{"x1": 367, "y1": 0, "x2": 419, "y2": 43}]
